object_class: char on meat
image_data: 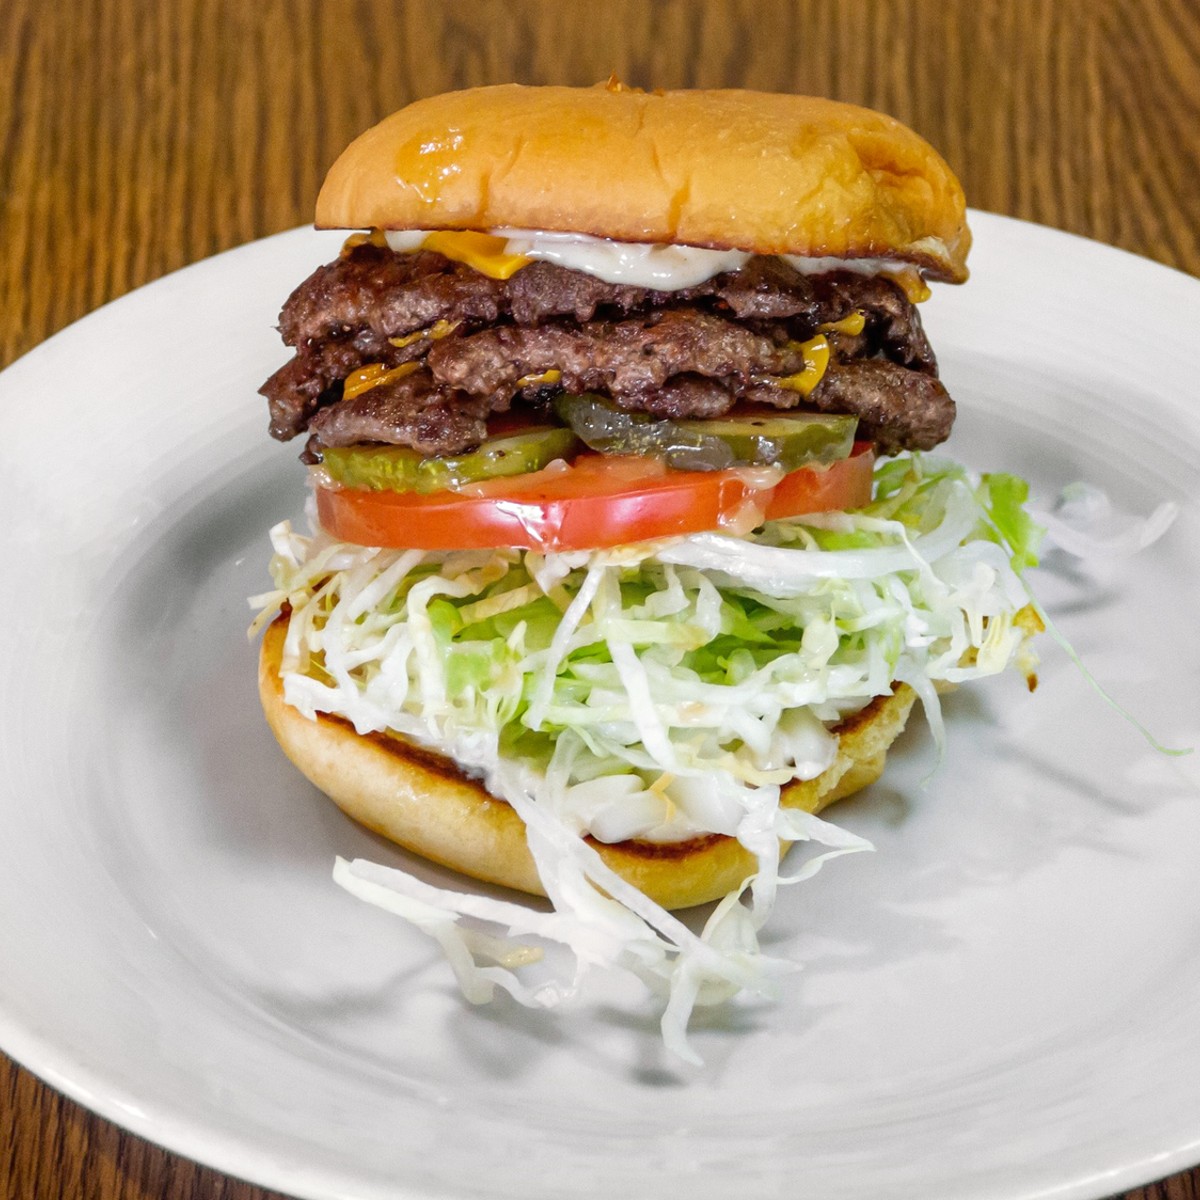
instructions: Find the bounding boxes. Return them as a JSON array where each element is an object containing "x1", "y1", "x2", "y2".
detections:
[
  {"x1": 425, "y1": 311, "x2": 808, "y2": 408},
  {"x1": 263, "y1": 241, "x2": 953, "y2": 460},
  {"x1": 278, "y1": 248, "x2": 505, "y2": 348},
  {"x1": 805, "y1": 360, "x2": 953, "y2": 454},
  {"x1": 306, "y1": 371, "x2": 489, "y2": 458},
  {"x1": 278, "y1": 244, "x2": 824, "y2": 349},
  {"x1": 808, "y1": 273, "x2": 937, "y2": 372}
]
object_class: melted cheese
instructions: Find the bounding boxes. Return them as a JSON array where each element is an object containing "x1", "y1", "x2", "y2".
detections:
[
  {"x1": 900, "y1": 275, "x2": 933, "y2": 304},
  {"x1": 516, "y1": 369, "x2": 563, "y2": 387},
  {"x1": 776, "y1": 334, "x2": 831, "y2": 396},
  {"x1": 387, "y1": 319, "x2": 459, "y2": 349},
  {"x1": 819, "y1": 310, "x2": 867, "y2": 336},
  {"x1": 341, "y1": 361, "x2": 419, "y2": 400},
  {"x1": 381, "y1": 230, "x2": 531, "y2": 279},
  {"x1": 339, "y1": 229, "x2": 389, "y2": 257}
]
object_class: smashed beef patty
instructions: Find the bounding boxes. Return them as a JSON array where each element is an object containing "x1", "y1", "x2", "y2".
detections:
[{"x1": 262, "y1": 242, "x2": 953, "y2": 458}]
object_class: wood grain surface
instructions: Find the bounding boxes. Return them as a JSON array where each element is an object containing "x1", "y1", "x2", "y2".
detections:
[{"x1": 1, "y1": 2, "x2": 1198, "y2": 1199}]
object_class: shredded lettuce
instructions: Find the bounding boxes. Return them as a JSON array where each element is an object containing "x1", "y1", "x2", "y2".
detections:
[
  {"x1": 980, "y1": 472, "x2": 1044, "y2": 572},
  {"x1": 1033, "y1": 481, "x2": 1179, "y2": 561},
  {"x1": 251, "y1": 455, "x2": 1049, "y2": 1061}
]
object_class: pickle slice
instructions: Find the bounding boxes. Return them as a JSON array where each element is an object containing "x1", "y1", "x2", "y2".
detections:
[
  {"x1": 553, "y1": 393, "x2": 680, "y2": 458},
  {"x1": 670, "y1": 412, "x2": 857, "y2": 471},
  {"x1": 554, "y1": 393, "x2": 857, "y2": 472},
  {"x1": 323, "y1": 426, "x2": 580, "y2": 493}
]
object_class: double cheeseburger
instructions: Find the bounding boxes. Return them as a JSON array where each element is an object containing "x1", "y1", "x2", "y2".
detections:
[{"x1": 254, "y1": 83, "x2": 1037, "y2": 1047}]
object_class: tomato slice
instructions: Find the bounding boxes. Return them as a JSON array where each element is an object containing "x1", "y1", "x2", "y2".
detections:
[{"x1": 315, "y1": 443, "x2": 875, "y2": 553}]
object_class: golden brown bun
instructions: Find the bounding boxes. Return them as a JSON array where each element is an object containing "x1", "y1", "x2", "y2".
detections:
[
  {"x1": 315, "y1": 83, "x2": 970, "y2": 282},
  {"x1": 259, "y1": 616, "x2": 916, "y2": 910}
]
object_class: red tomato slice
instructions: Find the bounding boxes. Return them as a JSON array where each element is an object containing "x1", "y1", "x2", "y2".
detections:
[{"x1": 315, "y1": 444, "x2": 875, "y2": 553}]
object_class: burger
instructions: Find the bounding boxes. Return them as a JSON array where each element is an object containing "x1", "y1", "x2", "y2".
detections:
[{"x1": 252, "y1": 82, "x2": 1040, "y2": 1058}]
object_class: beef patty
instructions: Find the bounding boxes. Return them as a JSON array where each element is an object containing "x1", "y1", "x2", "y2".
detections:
[{"x1": 261, "y1": 242, "x2": 954, "y2": 459}]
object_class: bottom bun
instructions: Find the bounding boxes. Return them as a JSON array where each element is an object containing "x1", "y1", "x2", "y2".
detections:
[{"x1": 259, "y1": 615, "x2": 916, "y2": 910}]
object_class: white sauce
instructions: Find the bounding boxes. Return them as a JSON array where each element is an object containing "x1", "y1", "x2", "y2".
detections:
[
  {"x1": 383, "y1": 230, "x2": 430, "y2": 252},
  {"x1": 495, "y1": 228, "x2": 751, "y2": 288},
  {"x1": 383, "y1": 229, "x2": 916, "y2": 291},
  {"x1": 782, "y1": 254, "x2": 910, "y2": 276}
]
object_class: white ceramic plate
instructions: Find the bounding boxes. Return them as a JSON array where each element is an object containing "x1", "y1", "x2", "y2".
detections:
[{"x1": 2, "y1": 213, "x2": 1199, "y2": 1200}]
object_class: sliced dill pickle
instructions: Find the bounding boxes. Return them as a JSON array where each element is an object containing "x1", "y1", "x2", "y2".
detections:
[
  {"x1": 554, "y1": 393, "x2": 857, "y2": 472},
  {"x1": 552, "y1": 393, "x2": 679, "y2": 457},
  {"x1": 670, "y1": 412, "x2": 858, "y2": 471},
  {"x1": 323, "y1": 426, "x2": 580, "y2": 493}
]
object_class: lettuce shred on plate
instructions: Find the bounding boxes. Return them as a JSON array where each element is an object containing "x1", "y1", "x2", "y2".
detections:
[{"x1": 250, "y1": 455, "x2": 1044, "y2": 1063}]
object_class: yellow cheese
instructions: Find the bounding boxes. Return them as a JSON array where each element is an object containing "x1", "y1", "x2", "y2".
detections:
[
  {"x1": 421, "y1": 230, "x2": 532, "y2": 279},
  {"x1": 387, "y1": 319, "x2": 459, "y2": 349},
  {"x1": 339, "y1": 229, "x2": 389, "y2": 257},
  {"x1": 776, "y1": 334, "x2": 831, "y2": 396},
  {"x1": 894, "y1": 271, "x2": 932, "y2": 304},
  {"x1": 819, "y1": 311, "x2": 866, "y2": 336},
  {"x1": 516, "y1": 369, "x2": 563, "y2": 387},
  {"x1": 341, "y1": 361, "x2": 419, "y2": 401}
]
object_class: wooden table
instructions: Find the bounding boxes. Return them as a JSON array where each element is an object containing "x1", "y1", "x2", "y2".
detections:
[{"x1": 2, "y1": 3, "x2": 1198, "y2": 1198}]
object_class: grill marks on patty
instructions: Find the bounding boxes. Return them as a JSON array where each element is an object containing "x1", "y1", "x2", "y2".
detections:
[{"x1": 262, "y1": 243, "x2": 954, "y2": 457}]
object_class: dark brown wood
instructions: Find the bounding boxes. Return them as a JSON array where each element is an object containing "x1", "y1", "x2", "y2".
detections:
[{"x1": 2, "y1": 2, "x2": 1198, "y2": 1197}]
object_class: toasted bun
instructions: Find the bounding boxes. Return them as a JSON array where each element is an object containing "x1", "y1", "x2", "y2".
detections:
[
  {"x1": 259, "y1": 616, "x2": 915, "y2": 910},
  {"x1": 315, "y1": 83, "x2": 970, "y2": 283}
]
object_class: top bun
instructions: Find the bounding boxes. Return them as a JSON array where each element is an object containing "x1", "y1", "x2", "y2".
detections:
[{"x1": 316, "y1": 83, "x2": 970, "y2": 282}]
